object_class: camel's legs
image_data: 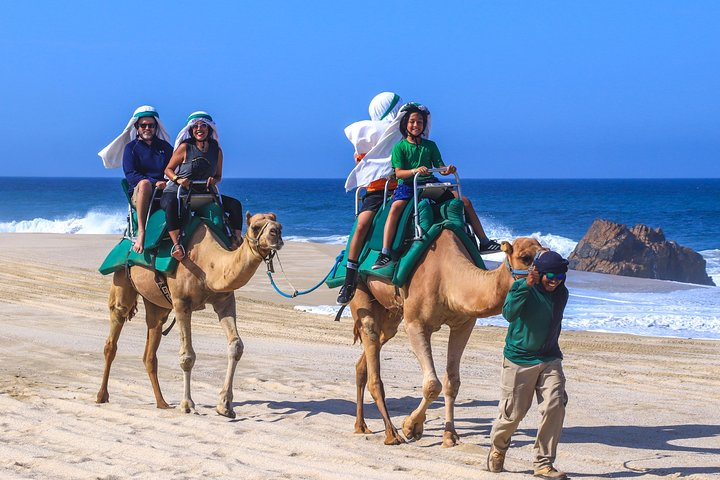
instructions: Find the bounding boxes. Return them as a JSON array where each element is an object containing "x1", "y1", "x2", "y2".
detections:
[
  {"x1": 441, "y1": 319, "x2": 475, "y2": 447},
  {"x1": 402, "y1": 318, "x2": 443, "y2": 441},
  {"x1": 353, "y1": 288, "x2": 405, "y2": 445},
  {"x1": 175, "y1": 299, "x2": 196, "y2": 414},
  {"x1": 142, "y1": 299, "x2": 172, "y2": 409},
  {"x1": 353, "y1": 351, "x2": 373, "y2": 434},
  {"x1": 354, "y1": 313, "x2": 402, "y2": 434},
  {"x1": 213, "y1": 293, "x2": 242, "y2": 418},
  {"x1": 97, "y1": 273, "x2": 137, "y2": 404}
]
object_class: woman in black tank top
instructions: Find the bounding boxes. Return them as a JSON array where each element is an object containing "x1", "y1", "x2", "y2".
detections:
[{"x1": 162, "y1": 114, "x2": 244, "y2": 260}]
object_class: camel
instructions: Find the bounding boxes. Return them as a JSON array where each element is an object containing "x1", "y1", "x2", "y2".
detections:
[
  {"x1": 349, "y1": 232, "x2": 543, "y2": 446},
  {"x1": 96, "y1": 212, "x2": 283, "y2": 418}
]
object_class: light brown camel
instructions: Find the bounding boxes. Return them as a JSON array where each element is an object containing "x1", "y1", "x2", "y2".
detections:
[
  {"x1": 349, "y1": 232, "x2": 543, "y2": 446},
  {"x1": 96, "y1": 212, "x2": 283, "y2": 418}
]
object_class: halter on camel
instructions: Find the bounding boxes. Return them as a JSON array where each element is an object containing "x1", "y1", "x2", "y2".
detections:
[{"x1": 505, "y1": 249, "x2": 546, "y2": 280}]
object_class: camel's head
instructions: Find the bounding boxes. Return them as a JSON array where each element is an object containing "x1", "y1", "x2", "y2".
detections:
[
  {"x1": 245, "y1": 212, "x2": 284, "y2": 254},
  {"x1": 501, "y1": 237, "x2": 545, "y2": 276}
]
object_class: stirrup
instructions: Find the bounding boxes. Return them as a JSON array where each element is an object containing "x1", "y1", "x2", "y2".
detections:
[{"x1": 171, "y1": 243, "x2": 185, "y2": 260}]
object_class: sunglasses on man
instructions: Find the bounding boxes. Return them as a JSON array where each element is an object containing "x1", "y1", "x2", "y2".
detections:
[
  {"x1": 138, "y1": 123, "x2": 157, "y2": 129},
  {"x1": 543, "y1": 272, "x2": 566, "y2": 281}
]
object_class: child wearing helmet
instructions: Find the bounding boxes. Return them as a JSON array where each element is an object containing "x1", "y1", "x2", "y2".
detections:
[{"x1": 372, "y1": 103, "x2": 500, "y2": 270}]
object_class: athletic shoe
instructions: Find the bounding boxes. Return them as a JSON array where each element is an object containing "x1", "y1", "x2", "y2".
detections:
[
  {"x1": 371, "y1": 253, "x2": 392, "y2": 270},
  {"x1": 479, "y1": 239, "x2": 502, "y2": 254}
]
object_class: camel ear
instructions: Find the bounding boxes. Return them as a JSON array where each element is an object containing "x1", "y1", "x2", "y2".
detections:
[
  {"x1": 500, "y1": 241, "x2": 512, "y2": 254},
  {"x1": 265, "y1": 213, "x2": 276, "y2": 221},
  {"x1": 245, "y1": 211, "x2": 252, "y2": 226}
]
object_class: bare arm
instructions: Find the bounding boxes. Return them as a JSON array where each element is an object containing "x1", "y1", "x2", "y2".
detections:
[{"x1": 164, "y1": 144, "x2": 190, "y2": 189}]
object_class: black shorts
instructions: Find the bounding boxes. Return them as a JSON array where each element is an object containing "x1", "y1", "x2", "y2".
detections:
[{"x1": 359, "y1": 190, "x2": 392, "y2": 213}]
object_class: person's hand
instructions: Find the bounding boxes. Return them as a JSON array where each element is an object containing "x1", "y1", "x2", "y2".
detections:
[
  {"x1": 526, "y1": 265, "x2": 540, "y2": 286},
  {"x1": 441, "y1": 165, "x2": 456, "y2": 175},
  {"x1": 177, "y1": 177, "x2": 191, "y2": 189},
  {"x1": 413, "y1": 166, "x2": 429, "y2": 176},
  {"x1": 206, "y1": 176, "x2": 217, "y2": 189},
  {"x1": 155, "y1": 180, "x2": 167, "y2": 190}
]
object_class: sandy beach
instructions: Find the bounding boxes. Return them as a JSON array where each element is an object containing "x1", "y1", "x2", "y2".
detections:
[{"x1": 0, "y1": 233, "x2": 718, "y2": 479}]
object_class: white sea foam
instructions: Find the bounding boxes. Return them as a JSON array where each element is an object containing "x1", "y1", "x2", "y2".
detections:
[
  {"x1": 294, "y1": 305, "x2": 352, "y2": 318},
  {"x1": 284, "y1": 235, "x2": 348, "y2": 245},
  {"x1": 0, "y1": 211, "x2": 126, "y2": 235},
  {"x1": 700, "y1": 249, "x2": 720, "y2": 285},
  {"x1": 301, "y1": 283, "x2": 720, "y2": 339}
]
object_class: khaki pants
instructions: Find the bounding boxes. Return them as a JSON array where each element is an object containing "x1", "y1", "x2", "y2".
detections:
[{"x1": 489, "y1": 357, "x2": 568, "y2": 470}]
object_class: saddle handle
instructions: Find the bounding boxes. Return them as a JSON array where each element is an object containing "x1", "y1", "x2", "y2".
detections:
[{"x1": 412, "y1": 168, "x2": 463, "y2": 240}]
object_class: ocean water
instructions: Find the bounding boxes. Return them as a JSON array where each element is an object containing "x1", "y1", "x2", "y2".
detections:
[{"x1": 1, "y1": 177, "x2": 719, "y2": 339}]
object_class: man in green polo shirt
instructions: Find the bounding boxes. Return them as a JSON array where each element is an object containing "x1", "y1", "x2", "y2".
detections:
[{"x1": 487, "y1": 250, "x2": 571, "y2": 480}]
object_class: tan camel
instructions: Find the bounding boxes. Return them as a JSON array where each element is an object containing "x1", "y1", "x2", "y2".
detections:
[
  {"x1": 96, "y1": 212, "x2": 283, "y2": 418},
  {"x1": 349, "y1": 232, "x2": 543, "y2": 446}
]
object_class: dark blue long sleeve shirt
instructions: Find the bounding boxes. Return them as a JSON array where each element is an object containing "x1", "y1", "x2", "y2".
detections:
[{"x1": 122, "y1": 137, "x2": 173, "y2": 193}]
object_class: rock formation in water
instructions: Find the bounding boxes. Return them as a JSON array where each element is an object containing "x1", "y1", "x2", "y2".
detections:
[{"x1": 568, "y1": 219, "x2": 715, "y2": 286}]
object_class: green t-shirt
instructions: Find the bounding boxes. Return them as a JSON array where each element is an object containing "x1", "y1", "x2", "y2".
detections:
[
  {"x1": 502, "y1": 279, "x2": 564, "y2": 365},
  {"x1": 391, "y1": 138, "x2": 445, "y2": 184}
]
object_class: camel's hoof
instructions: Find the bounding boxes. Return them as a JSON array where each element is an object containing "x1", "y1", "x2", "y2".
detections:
[
  {"x1": 384, "y1": 428, "x2": 406, "y2": 445},
  {"x1": 96, "y1": 391, "x2": 109, "y2": 404},
  {"x1": 354, "y1": 421, "x2": 372, "y2": 434},
  {"x1": 383, "y1": 435, "x2": 405, "y2": 446},
  {"x1": 156, "y1": 401, "x2": 172, "y2": 409},
  {"x1": 442, "y1": 430, "x2": 460, "y2": 448},
  {"x1": 179, "y1": 400, "x2": 196, "y2": 414},
  {"x1": 402, "y1": 415, "x2": 424, "y2": 441},
  {"x1": 216, "y1": 404, "x2": 236, "y2": 419}
]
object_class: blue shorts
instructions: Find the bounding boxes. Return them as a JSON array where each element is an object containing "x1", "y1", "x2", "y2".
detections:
[{"x1": 393, "y1": 177, "x2": 454, "y2": 203}]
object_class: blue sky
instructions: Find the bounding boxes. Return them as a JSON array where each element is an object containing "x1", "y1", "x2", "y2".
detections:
[{"x1": 2, "y1": 1, "x2": 719, "y2": 179}]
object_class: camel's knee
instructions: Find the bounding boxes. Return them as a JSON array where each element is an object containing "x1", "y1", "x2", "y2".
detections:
[
  {"x1": 228, "y1": 338, "x2": 244, "y2": 361},
  {"x1": 423, "y1": 378, "x2": 443, "y2": 400},
  {"x1": 179, "y1": 352, "x2": 195, "y2": 371},
  {"x1": 443, "y1": 375, "x2": 461, "y2": 399},
  {"x1": 103, "y1": 338, "x2": 118, "y2": 359},
  {"x1": 366, "y1": 377, "x2": 385, "y2": 400},
  {"x1": 355, "y1": 356, "x2": 368, "y2": 383},
  {"x1": 143, "y1": 351, "x2": 158, "y2": 372}
]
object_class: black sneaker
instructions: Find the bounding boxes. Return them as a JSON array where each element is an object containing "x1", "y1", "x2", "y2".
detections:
[
  {"x1": 479, "y1": 239, "x2": 502, "y2": 254},
  {"x1": 336, "y1": 267, "x2": 358, "y2": 305},
  {"x1": 371, "y1": 253, "x2": 393, "y2": 270},
  {"x1": 336, "y1": 282, "x2": 356, "y2": 305}
]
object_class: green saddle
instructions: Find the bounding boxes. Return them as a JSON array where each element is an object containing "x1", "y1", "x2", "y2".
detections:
[
  {"x1": 98, "y1": 179, "x2": 232, "y2": 275},
  {"x1": 326, "y1": 197, "x2": 485, "y2": 289}
]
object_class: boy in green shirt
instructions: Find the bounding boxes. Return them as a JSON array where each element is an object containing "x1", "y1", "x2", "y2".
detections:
[
  {"x1": 371, "y1": 103, "x2": 500, "y2": 269},
  {"x1": 487, "y1": 250, "x2": 570, "y2": 480}
]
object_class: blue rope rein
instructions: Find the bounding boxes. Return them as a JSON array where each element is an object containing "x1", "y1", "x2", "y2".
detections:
[{"x1": 266, "y1": 250, "x2": 345, "y2": 299}]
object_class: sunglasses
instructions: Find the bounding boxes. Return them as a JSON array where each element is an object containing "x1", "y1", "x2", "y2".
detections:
[
  {"x1": 543, "y1": 272, "x2": 566, "y2": 281},
  {"x1": 138, "y1": 123, "x2": 157, "y2": 129},
  {"x1": 192, "y1": 123, "x2": 209, "y2": 130}
]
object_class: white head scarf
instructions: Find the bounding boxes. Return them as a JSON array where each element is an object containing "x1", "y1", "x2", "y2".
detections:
[
  {"x1": 343, "y1": 93, "x2": 403, "y2": 159},
  {"x1": 368, "y1": 92, "x2": 402, "y2": 122},
  {"x1": 344, "y1": 102, "x2": 431, "y2": 192},
  {"x1": 173, "y1": 111, "x2": 220, "y2": 149},
  {"x1": 98, "y1": 105, "x2": 172, "y2": 169}
]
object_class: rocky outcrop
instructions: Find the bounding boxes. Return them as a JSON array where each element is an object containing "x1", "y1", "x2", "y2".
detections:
[{"x1": 568, "y1": 219, "x2": 715, "y2": 286}]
